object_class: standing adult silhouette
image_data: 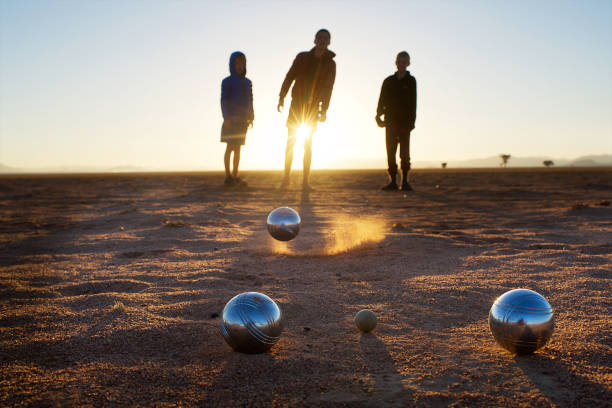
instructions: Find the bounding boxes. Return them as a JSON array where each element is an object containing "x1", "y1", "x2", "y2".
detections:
[{"x1": 278, "y1": 29, "x2": 336, "y2": 191}]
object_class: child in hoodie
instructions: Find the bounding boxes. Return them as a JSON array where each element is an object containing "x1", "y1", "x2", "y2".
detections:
[{"x1": 220, "y1": 51, "x2": 254, "y2": 186}]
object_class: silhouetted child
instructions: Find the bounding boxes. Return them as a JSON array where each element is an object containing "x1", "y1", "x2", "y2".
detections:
[
  {"x1": 221, "y1": 51, "x2": 253, "y2": 186},
  {"x1": 375, "y1": 51, "x2": 417, "y2": 191}
]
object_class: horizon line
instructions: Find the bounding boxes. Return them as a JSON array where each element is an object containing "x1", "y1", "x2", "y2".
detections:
[{"x1": 2, "y1": 165, "x2": 612, "y2": 176}]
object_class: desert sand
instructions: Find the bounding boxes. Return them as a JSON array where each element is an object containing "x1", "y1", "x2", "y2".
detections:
[{"x1": 1, "y1": 168, "x2": 611, "y2": 407}]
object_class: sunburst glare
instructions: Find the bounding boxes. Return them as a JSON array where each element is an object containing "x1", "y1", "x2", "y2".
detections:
[{"x1": 291, "y1": 123, "x2": 311, "y2": 169}]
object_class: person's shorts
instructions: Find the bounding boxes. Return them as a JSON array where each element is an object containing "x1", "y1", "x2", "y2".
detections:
[
  {"x1": 286, "y1": 101, "x2": 319, "y2": 131},
  {"x1": 220, "y1": 119, "x2": 248, "y2": 145}
]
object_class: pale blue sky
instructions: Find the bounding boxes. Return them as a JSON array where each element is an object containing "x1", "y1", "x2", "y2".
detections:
[{"x1": 1, "y1": 0, "x2": 611, "y2": 170}]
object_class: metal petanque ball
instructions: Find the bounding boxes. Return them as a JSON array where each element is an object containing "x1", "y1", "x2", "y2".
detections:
[
  {"x1": 489, "y1": 288, "x2": 554, "y2": 355},
  {"x1": 267, "y1": 207, "x2": 301, "y2": 241},
  {"x1": 355, "y1": 309, "x2": 377, "y2": 332},
  {"x1": 220, "y1": 292, "x2": 284, "y2": 354}
]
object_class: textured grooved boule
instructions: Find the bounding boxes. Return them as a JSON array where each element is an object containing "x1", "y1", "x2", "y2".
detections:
[
  {"x1": 220, "y1": 292, "x2": 284, "y2": 354},
  {"x1": 488, "y1": 288, "x2": 554, "y2": 355}
]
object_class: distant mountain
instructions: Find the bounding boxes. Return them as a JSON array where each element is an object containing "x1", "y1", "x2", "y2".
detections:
[
  {"x1": 566, "y1": 155, "x2": 612, "y2": 167},
  {"x1": 2, "y1": 154, "x2": 610, "y2": 173},
  {"x1": 568, "y1": 158, "x2": 598, "y2": 167},
  {"x1": 333, "y1": 154, "x2": 612, "y2": 169},
  {"x1": 0, "y1": 163, "x2": 22, "y2": 173},
  {"x1": 415, "y1": 154, "x2": 612, "y2": 168},
  {"x1": 0, "y1": 164, "x2": 152, "y2": 174},
  {"x1": 445, "y1": 156, "x2": 563, "y2": 168}
]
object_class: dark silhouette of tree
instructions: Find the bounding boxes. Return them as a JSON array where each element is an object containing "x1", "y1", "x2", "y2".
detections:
[
  {"x1": 543, "y1": 160, "x2": 554, "y2": 167},
  {"x1": 441, "y1": 162, "x2": 447, "y2": 169},
  {"x1": 500, "y1": 154, "x2": 511, "y2": 168}
]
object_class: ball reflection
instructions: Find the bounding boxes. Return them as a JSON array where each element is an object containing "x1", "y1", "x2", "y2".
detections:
[
  {"x1": 267, "y1": 207, "x2": 301, "y2": 241},
  {"x1": 220, "y1": 292, "x2": 284, "y2": 354},
  {"x1": 489, "y1": 288, "x2": 554, "y2": 355}
]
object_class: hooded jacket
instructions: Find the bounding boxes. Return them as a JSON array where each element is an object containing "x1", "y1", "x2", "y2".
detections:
[
  {"x1": 279, "y1": 48, "x2": 336, "y2": 113},
  {"x1": 376, "y1": 71, "x2": 417, "y2": 128},
  {"x1": 221, "y1": 52, "x2": 254, "y2": 122}
]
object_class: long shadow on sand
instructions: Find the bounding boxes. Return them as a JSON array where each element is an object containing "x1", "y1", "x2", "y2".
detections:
[
  {"x1": 0, "y1": 319, "x2": 228, "y2": 406},
  {"x1": 514, "y1": 354, "x2": 612, "y2": 405},
  {"x1": 1, "y1": 173, "x2": 272, "y2": 268},
  {"x1": 1, "y1": 318, "x2": 207, "y2": 369},
  {"x1": 357, "y1": 333, "x2": 413, "y2": 402}
]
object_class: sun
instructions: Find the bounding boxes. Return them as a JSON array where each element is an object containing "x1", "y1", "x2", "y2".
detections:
[
  {"x1": 313, "y1": 121, "x2": 344, "y2": 169},
  {"x1": 295, "y1": 123, "x2": 311, "y2": 146},
  {"x1": 291, "y1": 123, "x2": 312, "y2": 169},
  {"x1": 286, "y1": 121, "x2": 344, "y2": 170}
]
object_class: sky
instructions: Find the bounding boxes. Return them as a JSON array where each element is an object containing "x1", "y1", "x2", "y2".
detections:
[{"x1": 1, "y1": 0, "x2": 611, "y2": 171}]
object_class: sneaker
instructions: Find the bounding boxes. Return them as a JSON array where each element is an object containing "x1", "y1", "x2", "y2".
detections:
[
  {"x1": 382, "y1": 181, "x2": 399, "y2": 191},
  {"x1": 401, "y1": 181, "x2": 413, "y2": 191},
  {"x1": 224, "y1": 176, "x2": 236, "y2": 186}
]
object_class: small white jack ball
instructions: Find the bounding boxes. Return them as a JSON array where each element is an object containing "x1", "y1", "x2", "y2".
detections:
[{"x1": 355, "y1": 309, "x2": 377, "y2": 332}]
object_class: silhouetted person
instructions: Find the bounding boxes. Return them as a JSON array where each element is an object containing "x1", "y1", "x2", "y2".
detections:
[
  {"x1": 221, "y1": 51, "x2": 253, "y2": 186},
  {"x1": 376, "y1": 51, "x2": 417, "y2": 191},
  {"x1": 278, "y1": 29, "x2": 336, "y2": 191}
]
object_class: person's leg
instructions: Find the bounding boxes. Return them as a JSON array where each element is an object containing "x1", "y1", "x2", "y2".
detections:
[
  {"x1": 232, "y1": 145, "x2": 241, "y2": 178},
  {"x1": 224, "y1": 143, "x2": 233, "y2": 183},
  {"x1": 282, "y1": 128, "x2": 297, "y2": 188},
  {"x1": 383, "y1": 127, "x2": 399, "y2": 190},
  {"x1": 302, "y1": 129, "x2": 314, "y2": 189},
  {"x1": 399, "y1": 132, "x2": 412, "y2": 191}
]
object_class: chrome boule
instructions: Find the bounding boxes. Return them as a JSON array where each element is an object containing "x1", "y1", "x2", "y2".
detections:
[
  {"x1": 489, "y1": 288, "x2": 554, "y2": 355},
  {"x1": 220, "y1": 292, "x2": 284, "y2": 354},
  {"x1": 267, "y1": 207, "x2": 301, "y2": 241}
]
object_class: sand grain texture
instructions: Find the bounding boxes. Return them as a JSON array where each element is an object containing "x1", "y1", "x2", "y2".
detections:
[{"x1": 1, "y1": 168, "x2": 611, "y2": 407}]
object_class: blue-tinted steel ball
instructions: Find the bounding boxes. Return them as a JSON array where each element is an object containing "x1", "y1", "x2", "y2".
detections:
[
  {"x1": 220, "y1": 292, "x2": 284, "y2": 354},
  {"x1": 489, "y1": 288, "x2": 554, "y2": 355},
  {"x1": 267, "y1": 207, "x2": 301, "y2": 241}
]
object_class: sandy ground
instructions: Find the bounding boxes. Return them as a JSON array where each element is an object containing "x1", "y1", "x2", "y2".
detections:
[{"x1": 1, "y1": 168, "x2": 611, "y2": 407}]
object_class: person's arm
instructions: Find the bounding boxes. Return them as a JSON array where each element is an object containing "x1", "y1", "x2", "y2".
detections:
[
  {"x1": 319, "y1": 61, "x2": 336, "y2": 121},
  {"x1": 248, "y1": 79, "x2": 254, "y2": 126},
  {"x1": 409, "y1": 77, "x2": 417, "y2": 129},
  {"x1": 375, "y1": 78, "x2": 387, "y2": 127},
  {"x1": 278, "y1": 54, "x2": 300, "y2": 111},
  {"x1": 221, "y1": 78, "x2": 232, "y2": 131},
  {"x1": 221, "y1": 78, "x2": 230, "y2": 119}
]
